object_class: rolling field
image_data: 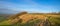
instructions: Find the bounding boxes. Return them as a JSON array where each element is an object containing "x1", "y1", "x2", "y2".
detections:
[{"x1": 0, "y1": 13, "x2": 60, "y2": 26}]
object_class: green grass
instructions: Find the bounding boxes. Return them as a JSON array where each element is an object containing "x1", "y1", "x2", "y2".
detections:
[
  {"x1": 0, "y1": 20, "x2": 12, "y2": 25},
  {"x1": 0, "y1": 16, "x2": 12, "y2": 26},
  {"x1": 12, "y1": 19, "x2": 41, "y2": 26},
  {"x1": 48, "y1": 16, "x2": 60, "y2": 26},
  {"x1": 0, "y1": 17, "x2": 41, "y2": 26},
  {"x1": 0, "y1": 16, "x2": 5, "y2": 22}
]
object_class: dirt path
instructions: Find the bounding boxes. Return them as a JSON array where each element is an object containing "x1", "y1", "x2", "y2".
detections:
[{"x1": 33, "y1": 16, "x2": 51, "y2": 26}]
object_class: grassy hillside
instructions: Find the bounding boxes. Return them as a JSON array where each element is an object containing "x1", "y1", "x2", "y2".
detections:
[{"x1": 0, "y1": 13, "x2": 60, "y2": 26}]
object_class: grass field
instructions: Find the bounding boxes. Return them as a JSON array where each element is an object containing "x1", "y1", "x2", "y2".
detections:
[
  {"x1": 48, "y1": 16, "x2": 60, "y2": 26},
  {"x1": 0, "y1": 13, "x2": 60, "y2": 26}
]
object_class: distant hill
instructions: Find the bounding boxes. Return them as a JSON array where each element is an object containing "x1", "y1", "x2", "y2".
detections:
[
  {"x1": 0, "y1": 14, "x2": 13, "y2": 17},
  {"x1": 0, "y1": 13, "x2": 14, "y2": 22}
]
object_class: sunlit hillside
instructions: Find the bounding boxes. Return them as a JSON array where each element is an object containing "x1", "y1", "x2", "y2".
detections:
[{"x1": 0, "y1": 12, "x2": 60, "y2": 26}]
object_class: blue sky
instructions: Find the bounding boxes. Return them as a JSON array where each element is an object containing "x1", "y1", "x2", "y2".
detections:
[{"x1": 0, "y1": 0, "x2": 60, "y2": 14}]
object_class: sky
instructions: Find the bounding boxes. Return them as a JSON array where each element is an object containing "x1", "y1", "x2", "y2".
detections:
[{"x1": 0, "y1": 0, "x2": 60, "y2": 14}]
